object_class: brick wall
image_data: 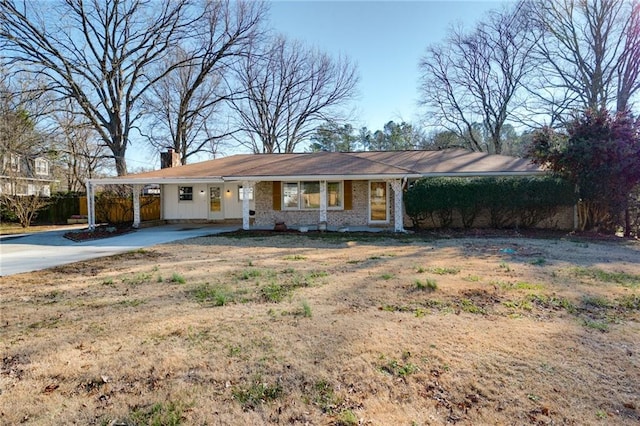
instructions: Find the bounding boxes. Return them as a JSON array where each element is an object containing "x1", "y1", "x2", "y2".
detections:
[{"x1": 254, "y1": 180, "x2": 380, "y2": 228}]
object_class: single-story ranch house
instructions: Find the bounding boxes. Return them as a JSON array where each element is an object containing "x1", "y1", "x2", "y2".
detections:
[{"x1": 86, "y1": 149, "x2": 546, "y2": 232}]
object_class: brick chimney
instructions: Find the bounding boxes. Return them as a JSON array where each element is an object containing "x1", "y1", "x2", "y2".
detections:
[{"x1": 160, "y1": 148, "x2": 180, "y2": 169}]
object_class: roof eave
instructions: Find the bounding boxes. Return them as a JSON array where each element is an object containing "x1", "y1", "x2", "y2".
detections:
[
  {"x1": 224, "y1": 174, "x2": 417, "y2": 181},
  {"x1": 419, "y1": 170, "x2": 545, "y2": 177},
  {"x1": 87, "y1": 170, "x2": 544, "y2": 186},
  {"x1": 87, "y1": 177, "x2": 225, "y2": 185},
  {"x1": 227, "y1": 170, "x2": 544, "y2": 181}
]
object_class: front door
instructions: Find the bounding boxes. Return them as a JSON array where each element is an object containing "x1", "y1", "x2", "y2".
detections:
[
  {"x1": 369, "y1": 181, "x2": 388, "y2": 223},
  {"x1": 208, "y1": 186, "x2": 223, "y2": 220}
]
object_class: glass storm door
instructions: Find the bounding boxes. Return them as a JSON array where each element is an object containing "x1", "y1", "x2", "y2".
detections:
[
  {"x1": 369, "y1": 181, "x2": 388, "y2": 222},
  {"x1": 209, "y1": 186, "x2": 223, "y2": 220}
]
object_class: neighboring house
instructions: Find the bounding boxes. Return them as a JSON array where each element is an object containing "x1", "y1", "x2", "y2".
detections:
[
  {"x1": 0, "y1": 153, "x2": 54, "y2": 196},
  {"x1": 86, "y1": 149, "x2": 544, "y2": 232}
]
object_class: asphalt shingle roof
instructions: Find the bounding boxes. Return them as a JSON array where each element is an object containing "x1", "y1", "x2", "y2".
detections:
[{"x1": 113, "y1": 149, "x2": 541, "y2": 181}]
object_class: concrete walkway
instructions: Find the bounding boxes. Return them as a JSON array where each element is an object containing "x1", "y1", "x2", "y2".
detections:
[{"x1": 0, "y1": 224, "x2": 238, "y2": 277}]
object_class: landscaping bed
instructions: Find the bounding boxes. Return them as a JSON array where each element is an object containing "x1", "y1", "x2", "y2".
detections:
[{"x1": 63, "y1": 225, "x2": 135, "y2": 242}]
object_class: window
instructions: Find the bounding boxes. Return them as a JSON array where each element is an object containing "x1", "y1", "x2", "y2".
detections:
[
  {"x1": 301, "y1": 181, "x2": 320, "y2": 208},
  {"x1": 327, "y1": 181, "x2": 342, "y2": 208},
  {"x1": 5, "y1": 154, "x2": 20, "y2": 172},
  {"x1": 282, "y1": 181, "x2": 343, "y2": 210},
  {"x1": 35, "y1": 158, "x2": 49, "y2": 175},
  {"x1": 238, "y1": 185, "x2": 254, "y2": 201},
  {"x1": 16, "y1": 183, "x2": 28, "y2": 195},
  {"x1": 179, "y1": 186, "x2": 193, "y2": 201},
  {"x1": 283, "y1": 182, "x2": 299, "y2": 208}
]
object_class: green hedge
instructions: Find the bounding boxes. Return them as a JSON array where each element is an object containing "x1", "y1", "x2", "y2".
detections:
[{"x1": 404, "y1": 176, "x2": 577, "y2": 229}]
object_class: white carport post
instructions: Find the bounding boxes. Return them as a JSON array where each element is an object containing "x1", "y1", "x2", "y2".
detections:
[
  {"x1": 86, "y1": 180, "x2": 96, "y2": 230},
  {"x1": 242, "y1": 180, "x2": 255, "y2": 230},
  {"x1": 132, "y1": 184, "x2": 142, "y2": 228},
  {"x1": 390, "y1": 179, "x2": 405, "y2": 233},
  {"x1": 319, "y1": 180, "x2": 327, "y2": 224}
]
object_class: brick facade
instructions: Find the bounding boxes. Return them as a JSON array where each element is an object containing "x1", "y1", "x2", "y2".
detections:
[{"x1": 254, "y1": 180, "x2": 399, "y2": 228}]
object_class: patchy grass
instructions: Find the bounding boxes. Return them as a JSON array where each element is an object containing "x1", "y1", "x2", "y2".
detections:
[
  {"x1": 569, "y1": 267, "x2": 640, "y2": 288},
  {"x1": 190, "y1": 283, "x2": 235, "y2": 306},
  {"x1": 304, "y1": 380, "x2": 341, "y2": 413},
  {"x1": 414, "y1": 278, "x2": 437, "y2": 291},
  {"x1": 168, "y1": 272, "x2": 186, "y2": 284},
  {"x1": 379, "y1": 353, "x2": 419, "y2": 377},
  {"x1": 428, "y1": 266, "x2": 461, "y2": 275},
  {"x1": 232, "y1": 378, "x2": 284, "y2": 410},
  {"x1": 1, "y1": 234, "x2": 639, "y2": 425},
  {"x1": 301, "y1": 300, "x2": 312, "y2": 318},
  {"x1": 283, "y1": 254, "x2": 307, "y2": 261},
  {"x1": 495, "y1": 280, "x2": 545, "y2": 291},
  {"x1": 126, "y1": 401, "x2": 186, "y2": 426}
]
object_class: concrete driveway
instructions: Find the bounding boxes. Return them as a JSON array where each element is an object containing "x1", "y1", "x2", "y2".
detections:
[{"x1": 0, "y1": 224, "x2": 239, "y2": 277}]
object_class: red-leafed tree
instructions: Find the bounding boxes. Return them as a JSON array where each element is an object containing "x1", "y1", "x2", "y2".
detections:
[{"x1": 528, "y1": 109, "x2": 640, "y2": 234}]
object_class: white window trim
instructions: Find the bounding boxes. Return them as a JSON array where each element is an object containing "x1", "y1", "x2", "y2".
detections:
[
  {"x1": 178, "y1": 186, "x2": 194, "y2": 202},
  {"x1": 326, "y1": 181, "x2": 344, "y2": 210},
  {"x1": 368, "y1": 181, "x2": 389, "y2": 224},
  {"x1": 35, "y1": 158, "x2": 49, "y2": 176},
  {"x1": 282, "y1": 181, "x2": 344, "y2": 211},
  {"x1": 8, "y1": 154, "x2": 20, "y2": 172}
]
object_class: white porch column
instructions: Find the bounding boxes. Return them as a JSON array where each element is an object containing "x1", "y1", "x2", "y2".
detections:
[
  {"x1": 390, "y1": 179, "x2": 405, "y2": 233},
  {"x1": 132, "y1": 184, "x2": 142, "y2": 228},
  {"x1": 242, "y1": 180, "x2": 254, "y2": 230},
  {"x1": 87, "y1": 181, "x2": 95, "y2": 230},
  {"x1": 319, "y1": 180, "x2": 327, "y2": 224}
]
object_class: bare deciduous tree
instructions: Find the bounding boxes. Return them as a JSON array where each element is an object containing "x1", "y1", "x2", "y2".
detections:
[
  {"x1": 0, "y1": 71, "x2": 51, "y2": 227},
  {"x1": 530, "y1": 0, "x2": 640, "y2": 115},
  {"x1": 419, "y1": 3, "x2": 537, "y2": 154},
  {"x1": 0, "y1": 0, "x2": 195, "y2": 176},
  {"x1": 143, "y1": 0, "x2": 266, "y2": 164},
  {"x1": 616, "y1": 0, "x2": 640, "y2": 112},
  {"x1": 230, "y1": 36, "x2": 359, "y2": 154},
  {"x1": 52, "y1": 104, "x2": 109, "y2": 192}
]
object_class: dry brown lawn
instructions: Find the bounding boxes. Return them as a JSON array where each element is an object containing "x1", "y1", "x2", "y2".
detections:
[{"x1": 1, "y1": 231, "x2": 639, "y2": 425}]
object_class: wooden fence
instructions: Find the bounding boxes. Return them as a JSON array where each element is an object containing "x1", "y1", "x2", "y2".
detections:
[{"x1": 79, "y1": 195, "x2": 161, "y2": 223}]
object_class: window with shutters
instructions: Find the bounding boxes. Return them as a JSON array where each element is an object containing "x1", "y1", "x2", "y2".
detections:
[{"x1": 281, "y1": 181, "x2": 343, "y2": 210}]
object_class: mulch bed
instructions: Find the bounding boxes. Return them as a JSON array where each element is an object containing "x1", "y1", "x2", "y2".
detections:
[{"x1": 63, "y1": 226, "x2": 135, "y2": 242}]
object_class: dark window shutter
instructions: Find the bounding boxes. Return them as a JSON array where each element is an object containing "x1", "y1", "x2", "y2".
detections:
[
  {"x1": 344, "y1": 180, "x2": 352, "y2": 210},
  {"x1": 272, "y1": 181, "x2": 281, "y2": 210}
]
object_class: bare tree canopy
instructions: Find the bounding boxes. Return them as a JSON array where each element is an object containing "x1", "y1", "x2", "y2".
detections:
[
  {"x1": 530, "y1": 0, "x2": 640, "y2": 116},
  {"x1": 0, "y1": 69, "x2": 49, "y2": 157},
  {"x1": 143, "y1": 0, "x2": 267, "y2": 165},
  {"x1": 0, "y1": 70, "x2": 52, "y2": 227},
  {"x1": 52, "y1": 102, "x2": 109, "y2": 192},
  {"x1": 419, "y1": 3, "x2": 537, "y2": 154},
  {"x1": 0, "y1": 0, "x2": 195, "y2": 176},
  {"x1": 230, "y1": 35, "x2": 359, "y2": 153}
]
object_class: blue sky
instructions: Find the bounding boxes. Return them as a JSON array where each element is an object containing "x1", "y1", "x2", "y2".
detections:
[
  {"x1": 268, "y1": 0, "x2": 502, "y2": 129},
  {"x1": 127, "y1": 1, "x2": 506, "y2": 170}
]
